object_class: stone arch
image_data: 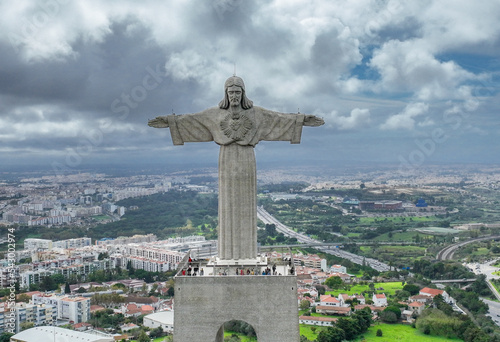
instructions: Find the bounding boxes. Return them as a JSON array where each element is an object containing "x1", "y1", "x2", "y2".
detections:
[{"x1": 215, "y1": 319, "x2": 258, "y2": 342}]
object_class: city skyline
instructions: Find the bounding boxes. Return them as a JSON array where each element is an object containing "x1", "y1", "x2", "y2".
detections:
[{"x1": 0, "y1": 1, "x2": 499, "y2": 174}]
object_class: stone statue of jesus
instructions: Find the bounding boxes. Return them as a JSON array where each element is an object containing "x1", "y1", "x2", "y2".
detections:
[{"x1": 149, "y1": 76, "x2": 324, "y2": 260}]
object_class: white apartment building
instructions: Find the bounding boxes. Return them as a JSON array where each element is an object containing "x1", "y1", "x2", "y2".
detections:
[
  {"x1": 53, "y1": 237, "x2": 92, "y2": 249},
  {"x1": 123, "y1": 245, "x2": 184, "y2": 266},
  {"x1": 24, "y1": 239, "x2": 53, "y2": 251},
  {"x1": 32, "y1": 294, "x2": 90, "y2": 323},
  {"x1": 0, "y1": 302, "x2": 56, "y2": 333},
  {"x1": 127, "y1": 256, "x2": 172, "y2": 272},
  {"x1": 293, "y1": 254, "x2": 327, "y2": 270},
  {"x1": 20, "y1": 269, "x2": 53, "y2": 290}
]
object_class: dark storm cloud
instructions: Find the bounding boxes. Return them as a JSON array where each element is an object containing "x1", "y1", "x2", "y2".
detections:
[{"x1": 0, "y1": 0, "x2": 499, "y2": 172}]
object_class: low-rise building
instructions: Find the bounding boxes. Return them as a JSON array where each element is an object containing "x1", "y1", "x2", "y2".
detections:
[
  {"x1": 299, "y1": 315, "x2": 336, "y2": 326},
  {"x1": 419, "y1": 287, "x2": 451, "y2": 303},
  {"x1": 144, "y1": 310, "x2": 174, "y2": 332},
  {"x1": 372, "y1": 293, "x2": 387, "y2": 307},
  {"x1": 10, "y1": 326, "x2": 114, "y2": 342}
]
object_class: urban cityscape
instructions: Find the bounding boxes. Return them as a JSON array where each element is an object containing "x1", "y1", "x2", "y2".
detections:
[{"x1": 0, "y1": 164, "x2": 500, "y2": 341}]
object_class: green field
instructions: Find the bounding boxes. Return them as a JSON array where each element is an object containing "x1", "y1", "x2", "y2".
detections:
[
  {"x1": 300, "y1": 324, "x2": 327, "y2": 340},
  {"x1": 326, "y1": 281, "x2": 404, "y2": 297},
  {"x1": 355, "y1": 323, "x2": 463, "y2": 341},
  {"x1": 223, "y1": 332, "x2": 257, "y2": 341},
  {"x1": 359, "y1": 216, "x2": 436, "y2": 224},
  {"x1": 373, "y1": 231, "x2": 419, "y2": 241}
]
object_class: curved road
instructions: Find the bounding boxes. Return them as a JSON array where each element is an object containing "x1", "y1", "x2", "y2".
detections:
[
  {"x1": 436, "y1": 235, "x2": 500, "y2": 260},
  {"x1": 257, "y1": 206, "x2": 392, "y2": 272}
]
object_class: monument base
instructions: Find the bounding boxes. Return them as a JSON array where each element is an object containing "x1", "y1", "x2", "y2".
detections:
[{"x1": 173, "y1": 275, "x2": 300, "y2": 342}]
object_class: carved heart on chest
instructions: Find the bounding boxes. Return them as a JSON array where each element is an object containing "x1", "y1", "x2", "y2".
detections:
[{"x1": 220, "y1": 113, "x2": 253, "y2": 141}]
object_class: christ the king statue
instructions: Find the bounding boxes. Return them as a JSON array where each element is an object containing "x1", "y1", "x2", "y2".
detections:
[{"x1": 148, "y1": 76, "x2": 324, "y2": 261}]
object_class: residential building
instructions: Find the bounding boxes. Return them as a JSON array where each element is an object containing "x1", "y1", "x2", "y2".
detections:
[
  {"x1": 372, "y1": 293, "x2": 387, "y2": 307},
  {"x1": 144, "y1": 311, "x2": 174, "y2": 332},
  {"x1": 419, "y1": 287, "x2": 451, "y2": 303},
  {"x1": 24, "y1": 239, "x2": 53, "y2": 251},
  {"x1": 299, "y1": 315, "x2": 336, "y2": 326},
  {"x1": 319, "y1": 295, "x2": 341, "y2": 307},
  {"x1": 0, "y1": 302, "x2": 56, "y2": 334},
  {"x1": 32, "y1": 294, "x2": 90, "y2": 323},
  {"x1": 330, "y1": 265, "x2": 347, "y2": 274}
]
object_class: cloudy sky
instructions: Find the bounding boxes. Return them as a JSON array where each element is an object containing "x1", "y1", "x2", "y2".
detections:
[{"x1": 0, "y1": 0, "x2": 499, "y2": 174}]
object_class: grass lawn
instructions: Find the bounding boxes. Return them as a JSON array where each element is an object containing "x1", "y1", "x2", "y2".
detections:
[
  {"x1": 355, "y1": 323, "x2": 463, "y2": 341},
  {"x1": 373, "y1": 231, "x2": 420, "y2": 242},
  {"x1": 93, "y1": 215, "x2": 112, "y2": 221},
  {"x1": 223, "y1": 331, "x2": 257, "y2": 341},
  {"x1": 326, "y1": 281, "x2": 404, "y2": 297},
  {"x1": 300, "y1": 324, "x2": 327, "y2": 340},
  {"x1": 359, "y1": 216, "x2": 436, "y2": 224}
]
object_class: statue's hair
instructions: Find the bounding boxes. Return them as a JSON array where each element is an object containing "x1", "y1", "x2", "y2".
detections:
[{"x1": 218, "y1": 76, "x2": 253, "y2": 109}]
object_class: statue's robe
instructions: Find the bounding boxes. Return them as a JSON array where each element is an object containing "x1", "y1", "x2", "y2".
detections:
[{"x1": 166, "y1": 106, "x2": 305, "y2": 260}]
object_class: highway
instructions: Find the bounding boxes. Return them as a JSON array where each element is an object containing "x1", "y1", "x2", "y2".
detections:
[
  {"x1": 436, "y1": 235, "x2": 500, "y2": 260},
  {"x1": 257, "y1": 206, "x2": 392, "y2": 272}
]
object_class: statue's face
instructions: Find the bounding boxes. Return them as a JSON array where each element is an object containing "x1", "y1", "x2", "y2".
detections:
[{"x1": 227, "y1": 85, "x2": 242, "y2": 107}]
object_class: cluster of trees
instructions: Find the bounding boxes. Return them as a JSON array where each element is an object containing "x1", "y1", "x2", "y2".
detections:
[
  {"x1": 88, "y1": 309, "x2": 125, "y2": 329},
  {"x1": 258, "y1": 182, "x2": 309, "y2": 193},
  {"x1": 223, "y1": 320, "x2": 256, "y2": 338},
  {"x1": 412, "y1": 260, "x2": 474, "y2": 280},
  {"x1": 313, "y1": 307, "x2": 372, "y2": 342},
  {"x1": 90, "y1": 293, "x2": 125, "y2": 307},
  {"x1": 416, "y1": 295, "x2": 498, "y2": 342},
  {"x1": 92, "y1": 191, "x2": 218, "y2": 240},
  {"x1": 257, "y1": 223, "x2": 298, "y2": 246}
]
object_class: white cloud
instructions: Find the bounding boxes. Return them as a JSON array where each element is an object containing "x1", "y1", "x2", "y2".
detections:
[
  {"x1": 380, "y1": 102, "x2": 429, "y2": 130},
  {"x1": 326, "y1": 108, "x2": 371, "y2": 130}
]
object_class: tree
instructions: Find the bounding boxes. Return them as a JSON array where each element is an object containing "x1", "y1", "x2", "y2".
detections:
[
  {"x1": 137, "y1": 331, "x2": 149, "y2": 342},
  {"x1": 64, "y1": 282, "x2": 71, "y2": 294},
  {"x1": 316, "y1": 326, "x2": 345, "y2": 342},
  {"x1": 384, "y1": 306, "x2": 401, "y2": 319},
  {"x1": 403, "y1": 284, "x2": 420, "y2": 296},
  {"x1": 380, "y1": 310, "x2": 397, "y2": 323},
  {"x1": 299, "y1": 300, "x2": 310, "y2": 311},
  {"x1": 376, "y1": 328, "x2": 383, "y2": 336},
  {"x1": 20, "y1": 322, "x2": 34, "y2": 331},
  {"x1": 17, "y1": 294, "x2": 30, "y2": 303},
  {"x1": 325, "y1": 276, "x2": 343, "y2": 290},
  {"x1": 336, "y1": 317, "x2": 360, "y2": 340},
  {"x1": 0, "y1": 333, "x2": 14, "y2": 342}
]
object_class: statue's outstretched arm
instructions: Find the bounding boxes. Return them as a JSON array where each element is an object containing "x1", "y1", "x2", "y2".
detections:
[
  {"x1": 148, "y1": 116, "x2": 170, "y2": 128},
  {"x1": 303, "y1": 115, "x2": 324, "y2": 127}
]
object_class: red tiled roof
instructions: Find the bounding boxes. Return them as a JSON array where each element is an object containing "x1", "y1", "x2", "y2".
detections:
[
  {"x1": 316, "y1": 305, "x2": 351, "y2": 312},
  {"x1": 420, "y1": 287, "x2": 444, "y2": 297},
  {"x1": 409, "y1": 301, "x2": 425, "y2": 307},
  {"x1": 375, "y1": 294, "x2": 386, "y2": 299},
  {"x1": 299, "y1": 315, "x2": 337, "y2": 322}
]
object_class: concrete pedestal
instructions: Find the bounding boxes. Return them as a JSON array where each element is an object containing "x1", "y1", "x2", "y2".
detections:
[{"x1": 173, "y1": 275, "x2": 300, "y2": 342}]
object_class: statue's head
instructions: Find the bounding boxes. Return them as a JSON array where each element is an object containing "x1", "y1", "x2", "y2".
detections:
[{"x1": 219, "y1": 76, "x2": 253, "y2": 110}]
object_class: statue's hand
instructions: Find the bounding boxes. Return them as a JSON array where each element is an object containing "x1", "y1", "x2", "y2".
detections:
[
  {"x1": 303, "y1": 115, "x2": 324, "y2": 127},
  {"x1": 148, "y1": 116, "x2": 170, "y2": 128}
]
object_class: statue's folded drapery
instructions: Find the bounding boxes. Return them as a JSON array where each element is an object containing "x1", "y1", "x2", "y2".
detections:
[{"x1": 166, "y1": 107, "x2": 305, "y2": 259}]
